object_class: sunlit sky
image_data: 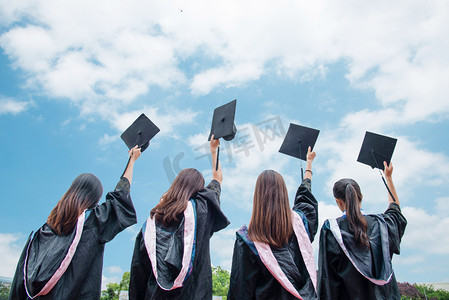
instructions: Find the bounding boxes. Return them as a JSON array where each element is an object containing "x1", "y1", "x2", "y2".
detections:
[{"x1": 1, "y1": 0, "x2": 449, "y2": 287}]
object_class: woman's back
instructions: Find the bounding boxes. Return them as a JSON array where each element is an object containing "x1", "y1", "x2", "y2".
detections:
[
  {"x1": 129, "y1": 137, "x2": 229, "y2": 300},
  {"x1": 9, "y1": 147, "x2": 141, "y2": 300},
  {"x1": 318, "y1": 203, "x2": 407, "y2": 300},
  {"x1": 129, "y1": 180, "x2": 229, "y2": 300},
  {"x1": 228, "y1": 148, "x2": 319, "y2": 300},
  {"x1": 9, "y1": 177, "x2": 138, "y2": 300},
  {"x1": 318, "y1": 162, "x2": 407, "y2": 300}
]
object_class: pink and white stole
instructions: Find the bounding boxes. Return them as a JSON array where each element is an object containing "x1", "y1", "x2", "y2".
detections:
[
  {"x1": 253, "y1": 210, "x2": 317, "y2": 299},
  {"x1": 24, "y1": 210, "x2": 87, "y2": 298},
  {"x1": 144, "y1": 200, "x2": 195, "y2": 291},
  {"x1": 328, "y1": 218, "x2": 393, "y2": 285}
]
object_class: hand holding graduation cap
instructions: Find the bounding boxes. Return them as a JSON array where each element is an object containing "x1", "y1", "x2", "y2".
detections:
[
  {"x1": 305, "y1": 147, "x2": 316, "y2": 180},
  {"x1": 382, "y1": 161, "x2": 399, "y2": 205},
  {"x1": 128, "y1": 145, "x2": 142, "y2": 162},
  {"x1": 210, "y1": 134, "x2": 220, "y2": 153},
  {"x1": 383, "y1": 161, "x2": 393, "y2": 178}
]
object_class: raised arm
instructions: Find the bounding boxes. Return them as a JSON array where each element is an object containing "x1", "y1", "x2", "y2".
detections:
[
  {"x1": 293, "y1": 146, "x2": 318, "y2": 241},
  {"x1": 94, "y1": 146, "x2": 140, "y2": 243},
  {"x1": 210, "y1": 135, "x2": 222, "y2": 185},
  {"x1": 383, "y1": 161, "x2": 400, "y2": 206},
  {"x1": 122, "y1": 145, "x2": 141, "y2": 184},
  {"x1": 304, "y1": 146, "x2": 316, "y2": 180}
]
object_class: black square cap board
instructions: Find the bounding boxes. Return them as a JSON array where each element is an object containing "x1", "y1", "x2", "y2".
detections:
[
  {"x1": 120, "y1": 113, "x2": 160, "y2": 153},
  {"x1": 278, "y1": 123, "x2": 320, "y2": 161},
  {"x1": 357, "y1": 131, "x2": 397, "y2": 169},
  {"x1": 208, "y1": 99, "x2": 237, "y2": 141}
]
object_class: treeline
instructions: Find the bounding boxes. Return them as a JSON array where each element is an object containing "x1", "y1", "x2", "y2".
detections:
[
  {"x1": 3, "y1": 272, "x2": 449, "y2": 299},
  {"x1": 398, "y1": 282, "x2": 449, "y2": 300},
  {"x1": 100, "y1": 266, "x2": 231, "y2": 300}
]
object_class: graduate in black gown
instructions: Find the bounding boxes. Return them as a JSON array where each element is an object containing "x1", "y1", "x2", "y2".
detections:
[
  {"x1": 318, "y1": 161, "x2": 407, "y2": 300},
  {"x1": 228, "y1": 147, "x2": 318, "y2": 300},
  {"x1": 129, "y1": 136, "x2": 230, "y2": 300},
  {"x1": 9, "y1": 146, "x2": 141, "y2": 300}
]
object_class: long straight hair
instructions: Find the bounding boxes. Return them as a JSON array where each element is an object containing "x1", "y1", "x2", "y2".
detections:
[
  {"x1": 47, "y1": 173, "x2": 103, "y2": 235},
  {"x1": 248, "y1": 170, "x2": 293, "y2": 248},
  {"x1": 333, "y1": 178, "x2": 369, "y2": 248},
  {"x1": 151, "y1": 168, "x2": 205, "y2": 226}
]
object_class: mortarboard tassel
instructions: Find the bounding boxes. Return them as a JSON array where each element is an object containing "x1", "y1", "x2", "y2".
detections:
[{"x1": 216, "y1": 145, "x2": 220, "y2": 171}]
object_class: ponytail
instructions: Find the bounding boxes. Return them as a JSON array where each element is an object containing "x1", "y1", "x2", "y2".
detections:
[{"x1": 333, "y1": 179, "x2": 369, "y2": 248}]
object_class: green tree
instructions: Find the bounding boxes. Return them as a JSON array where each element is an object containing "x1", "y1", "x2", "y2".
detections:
[
  {"x1": 415, "y1": 283, "x2": 449, "y2": 300},
  {"x1": 100, "y1": 271, "x2": 130, "y2": 300},
  {"x1": 212, "y1": 266, "x2": 230, "y2": 300},
  {"x1": 399, "y1": 282, "x2": 449, "y2": 300},
  {"x1": 0, "y1": 283, "x2": 10, "y2": 300},
  {"x1": 119, "y1": 271, "x2": 130, "y2": 292}
]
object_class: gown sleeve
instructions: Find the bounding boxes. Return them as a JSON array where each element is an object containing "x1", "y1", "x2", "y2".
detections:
[
  {"x1": 92, "y1": 177, "x2": 138, "y2": 243},
  {"x1": 317, "y1": 222, "x2": 342, "y2": 300},
  {"x1": 129, "y1": 230, "x2": 152, "y2": 300},
  {"x1": 195, "y1": 179, "x2": 230, "y2": 235},
  {"x1": 227, "y1": 236, "x2": 259, "y2": 300},
  {"x1": 8, "y1": 234, "x2": 31, "y2": 300},
  {"x1": 292, "y1": 178, "x2": 319, "y2": 242},
  {"x1": 382, "y1": 202, "x2": 407, "y2": 256}
]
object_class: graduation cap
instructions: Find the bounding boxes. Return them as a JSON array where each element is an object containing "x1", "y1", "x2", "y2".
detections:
[
  {"x1": 208, "y1": 99, "x2": 237, "y2": 141},
  {"x1": 121, "y1": 113, "x2": 160, "y2": 153},
  {"x1": 119, "y1": 113, "x2": 160, "y2": 177},
  {"x1": 357, "y1": 131, "x2": 398, "y2": 202},
  {"x1": 208, "y1": 100, "x2": 237, "y2": 170},
  {"x1": 279, "y1": 123, "x2": 320, "y2": 180}
]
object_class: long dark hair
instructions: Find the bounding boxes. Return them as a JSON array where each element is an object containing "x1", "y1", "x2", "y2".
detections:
[
  {"x1": 151, "y1": 168, "x2": 205, "y2": 226},
  {"x1": 248, "y1": 170, "x2": 293, "y2": 248},
  {"x1": 333, "y1": 178, "x2": 369, "y2": 248},
  {"x1": 47, "y1": 173, "x2": 103, "y2": 235}
]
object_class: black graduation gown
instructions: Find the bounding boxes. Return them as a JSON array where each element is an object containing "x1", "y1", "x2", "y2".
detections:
[
  {"x1": 128, "y1": 179, "x2": 230, "y2": 300},
  {"x1": 9, "y1": 177, "x2": 137, "y2": 300},
  {"x1": 318, "y1": 203, "x2": 407, "y2": 300},
  {"x1": 227, "y1": 178, "x2": 318, "y2": 300}
]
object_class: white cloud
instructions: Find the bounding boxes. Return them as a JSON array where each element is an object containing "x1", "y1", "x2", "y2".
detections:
[
  {"x1": 210, "y1": 227, "x2": 240, "y2": 271},
  {"x1": 316, "y1": 122, "x2": 449, "y2": 212},
  {"x1": 99, "y1": 134, "x2": 119, "y2": 147},
  {"x1": 401, "y1": 206, "x2": 449, "y2": 255},
  {"x1": 1, "y1": 0, "x2": 448, "y2": 124},
  {"x1": 394, "y1": 254, "x2": 426, "y2": 266},
  {"x1": 101, "y1": 274, "x2": 121, "y2": 291},
  {"x1": 0, "y1": 97, "x2": 32, "y2": 115},
  {"x1": 0, "y1": 233, "x2": 23, "y2": 277},
  {"x1": 435, "y1": 197, "x2": 449, "y2": 217},
  {"x1": 108, "y1": 106, "x2": 198, "y2": 140},
  {"x1": 106, "y1": 265, "x2": 124, "y2": 275},
  {"x1": 124, "y1": 224, "x2": 141, "y2": 242}
]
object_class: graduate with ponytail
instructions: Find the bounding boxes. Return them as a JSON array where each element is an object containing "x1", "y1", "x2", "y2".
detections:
[{"x1": 317, "y1": 161, "x2": 407, "y2": 300}]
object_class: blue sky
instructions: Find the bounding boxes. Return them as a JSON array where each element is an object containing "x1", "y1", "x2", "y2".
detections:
[{"x1": 1, "y1": 0, "x2": 449, "y2": 287}]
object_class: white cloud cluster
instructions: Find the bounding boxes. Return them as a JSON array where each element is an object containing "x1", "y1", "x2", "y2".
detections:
[
  {"x1": 0, "y1": 233, "x2": 23, "y2": 277},
  {"x1": 210, "y1": 228, "x2": 240, "y2": 270},
  {"x1": 401, "y1": 206, "x2": 449, "y2": 255},
  {"x1": 2, "y1": 0, "x2": 448, "y2": 120},
  {"x1": 0, "y1": 96, "x2": 32, "y2": 115}
]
